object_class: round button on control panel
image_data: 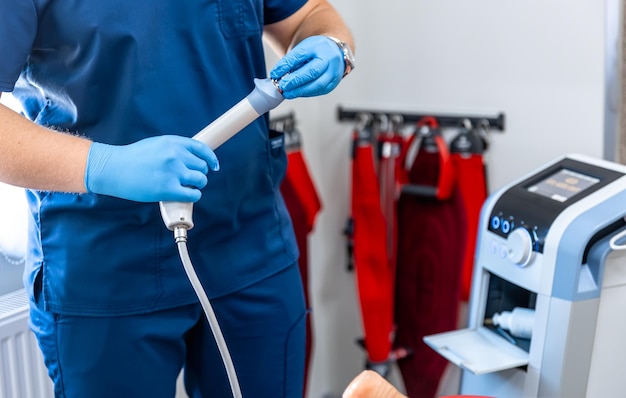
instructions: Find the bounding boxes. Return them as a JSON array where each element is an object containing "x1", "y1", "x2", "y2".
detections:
[
  {"x1": 501, "y1": 220, "x2": 511, "y2": 234},
  {"x1": 491, "y1": 216, "x2": 501, "y2": 230},
  {"x1": 506, "y1": 227, "x2": 534, "y2": 267}
]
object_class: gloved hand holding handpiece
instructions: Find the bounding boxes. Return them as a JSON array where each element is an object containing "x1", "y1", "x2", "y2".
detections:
[
  {"x1": 84, "y1": 135, "x2": 220, "y2": 203},
  {"x1": 270, "y1": 35, "x2": 354, "y2": 99}
]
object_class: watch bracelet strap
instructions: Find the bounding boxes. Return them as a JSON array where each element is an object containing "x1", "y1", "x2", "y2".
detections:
[{"x1": 325, "y1": 35, "x2": 354, "y2": 78}]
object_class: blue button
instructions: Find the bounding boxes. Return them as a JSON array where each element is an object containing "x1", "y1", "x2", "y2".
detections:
[
  {"x1": 502, "y1": 220, "x2": 511, "y2": 234},
  {"x1": 491, "y1": 216, "x2": 500, "y2": 229}
]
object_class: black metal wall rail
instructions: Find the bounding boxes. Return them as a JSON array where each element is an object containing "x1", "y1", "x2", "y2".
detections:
[{"x1": 337, "y1": 105, "x2": 505, "y2": 131}]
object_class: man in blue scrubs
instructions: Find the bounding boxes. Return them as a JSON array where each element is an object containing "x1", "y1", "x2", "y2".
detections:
[{"x1": 0, "y1": 1, "x2": 354, "y2": 396}]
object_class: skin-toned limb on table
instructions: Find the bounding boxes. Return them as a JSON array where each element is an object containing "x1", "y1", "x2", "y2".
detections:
[{"x1": 343, "y1": 371, "x2": 408, "y2": 398}]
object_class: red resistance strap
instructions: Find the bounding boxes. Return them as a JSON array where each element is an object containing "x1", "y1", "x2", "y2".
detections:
[
  {"x1": 393, "y1": 138, "x2": 467, "y2": 398},
  {"x1": 280, "y1": 149, "x2": 322, "y2": 395},
  {"x1": 351, "y1": 133, "x2": 395, "y2": 364},
  {"x1": 284, "y1": 150, "x2": 322, "y2": 232},
  {"x1": 377, "y1": 132, "x2": 405, "y2": 293},
  {"x1": 451, "y1": 153, "x2": 487, "y2": 301}
]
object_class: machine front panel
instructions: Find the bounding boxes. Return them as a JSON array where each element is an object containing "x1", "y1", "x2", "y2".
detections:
[
  {"x1": 477, "y1": 229, "x2": 545, "y2": 294},
  {"x1": 488, "y1": 158, "x2": 623, "y2": 253}
]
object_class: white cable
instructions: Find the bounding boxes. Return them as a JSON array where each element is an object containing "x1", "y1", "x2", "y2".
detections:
[
  {"x1": 175, "y1": 228, "x2": 242, "y2": 398},
  {"x1": 0, "y1": 246, "x2": 25, "y2": 265},
  {"x1": 609, "y1": 229, "x2": 626, "y2": 251}
]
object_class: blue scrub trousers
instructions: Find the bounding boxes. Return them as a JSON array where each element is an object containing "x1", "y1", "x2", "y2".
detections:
[{"x1": 29, "y1": 264, "x2": 307, "y2": 398}]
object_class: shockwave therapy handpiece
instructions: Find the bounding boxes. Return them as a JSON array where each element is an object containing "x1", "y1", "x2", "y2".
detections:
[
  {"x1": 160, "y1": 78, "x2": 284, "y2": 231},
  {"x1": 160, "y1": 78, "x2": 283, "y2": 398}
]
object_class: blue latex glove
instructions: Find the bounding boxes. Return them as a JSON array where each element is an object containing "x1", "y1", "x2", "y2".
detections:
[
  {"x1": 270, "y1": 36, "x2": 344, "y2": 99},
  {"x1": 84, "y1": 135, "x2": 220, "y2": 202}
]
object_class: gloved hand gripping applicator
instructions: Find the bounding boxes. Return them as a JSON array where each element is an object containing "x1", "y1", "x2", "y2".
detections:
[
  {"x1": 159, "y1": 78, "x2": 284, "y2": 398},
  {"x1": 160, "y1": 78, "x2": 284, "y2": 232}
]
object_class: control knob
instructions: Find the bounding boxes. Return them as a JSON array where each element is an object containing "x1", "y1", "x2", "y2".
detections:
[{"x1": 507, "y1": 227, "x2": 533, "y2": 267}]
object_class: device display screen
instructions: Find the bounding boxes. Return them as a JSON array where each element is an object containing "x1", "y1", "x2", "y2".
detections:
[{"x1": 526, "y1": 168, "x2": 600, "y2": 202}]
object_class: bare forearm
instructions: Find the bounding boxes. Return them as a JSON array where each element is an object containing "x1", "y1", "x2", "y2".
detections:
[
  {"x1": 288, "y1": 1, "x2": 353, "y2": 50},
  {"x1": 264, "y1": 0, "x2": 354, "y2": 56},
  {"x1": 0, "y1": 102, "x2": 90, "y2": 192}
]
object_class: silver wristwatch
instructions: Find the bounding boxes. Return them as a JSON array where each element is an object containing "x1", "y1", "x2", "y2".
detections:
[{"x1": 326, "y1": 36, "x2": 355, "y2": 78}]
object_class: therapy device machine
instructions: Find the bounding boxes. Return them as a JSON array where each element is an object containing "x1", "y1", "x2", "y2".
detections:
[
  {"x1": 425, "y1": 154, "x2": 626, "y2": 397},
  {"x1": 160, "y1": 78, "x2": 283, "y2": 398}
]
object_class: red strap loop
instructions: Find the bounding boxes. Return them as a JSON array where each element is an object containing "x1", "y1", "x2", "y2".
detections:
[{"x1": 401, "y1": 117, "x2": 455, "y2": 201}]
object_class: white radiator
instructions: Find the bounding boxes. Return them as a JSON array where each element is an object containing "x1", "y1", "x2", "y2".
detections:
[{"x1": 0, "y1": 289, "x2": 53, "y2": 398}]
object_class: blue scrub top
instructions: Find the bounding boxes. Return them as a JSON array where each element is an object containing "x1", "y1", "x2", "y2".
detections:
[{"x1": 0, "y1": 0, "x2": 305, "y2": 316}]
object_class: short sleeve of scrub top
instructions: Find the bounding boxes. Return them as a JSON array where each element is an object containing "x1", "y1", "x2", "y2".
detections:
[{"x1": 0, "y1": 1, "x2": 37, "y2": 92}]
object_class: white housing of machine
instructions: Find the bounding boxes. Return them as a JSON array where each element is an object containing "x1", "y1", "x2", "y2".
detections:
[{"x1": 425, "y1": 153, "x2": 626, "y2": 398}]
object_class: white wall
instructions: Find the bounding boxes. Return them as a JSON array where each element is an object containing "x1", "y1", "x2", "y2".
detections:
[{"x1": 270, "y1": 1, "x2": 610, "y2": 397}]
